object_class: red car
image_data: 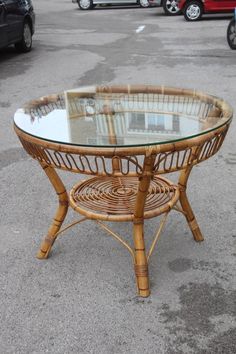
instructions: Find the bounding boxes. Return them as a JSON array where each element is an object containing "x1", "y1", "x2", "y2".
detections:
[{"x1": 179, "y1": 0, "x2": 236, "y2": 21}]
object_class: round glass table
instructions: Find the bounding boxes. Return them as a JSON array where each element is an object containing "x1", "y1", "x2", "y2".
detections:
[{"x1": 14, "y1": 85, "x2": 233, "y2": 297}]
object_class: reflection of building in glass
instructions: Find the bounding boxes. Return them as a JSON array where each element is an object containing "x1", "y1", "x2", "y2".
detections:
[
  {"x1": 64, "y1": 89, "x2": 201, "y2": 146},
  {"x1": 65, "y1": 88, "x2": 97, "y2": 144},
  {"x1": 128, "y1": 113, "x2": 180, "y2": 133},
  {"x1": 92, "y1": 113, "x2": 125, "y2": 145},
  {"x1": 93, "y1": 111, "x2": 199, "y2": 146}
]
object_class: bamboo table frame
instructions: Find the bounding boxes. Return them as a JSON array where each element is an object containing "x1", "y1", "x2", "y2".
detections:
[{"x1": 14, "y1": 85, "x2": 233, "y2": 297}]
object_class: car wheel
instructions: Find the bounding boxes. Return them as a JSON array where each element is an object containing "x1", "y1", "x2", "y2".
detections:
[
  {"x1": 227, "y1": 18, "x2": 236, "y2": 50},
  {"x1": 163, "y1": 0, "x2": 181, "y2": 15},
  {"x1": 139, "y1": 0, "x2": 150, "y2": 8},
  {"x1": 183, "y1": 0, "x2": 203, "y2": 21},
  {"x1": 78, "y1": 0, "x2": 93, "y2": 10},
  {"x1": 15, "y1": 21, "x2": 32, "y2": 53}
]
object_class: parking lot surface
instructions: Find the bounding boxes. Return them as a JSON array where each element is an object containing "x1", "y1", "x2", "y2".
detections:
[{"x1": 0, "y1": 1, "x2": 236, "y2": 353}]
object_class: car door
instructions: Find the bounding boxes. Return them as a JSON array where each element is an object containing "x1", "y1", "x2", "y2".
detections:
[
  {"x1": 223, "y1": 0, "x2": 236, "y2": 10},
  {"x1": 0, "y1": 0, "x2": 8, "y2": 47},
  {"x1": 4, "y1": 0, "x2": 23, "y2": 43},
  {"x1": 207, "y1": 0, "x2": 236, "y2": 11}
]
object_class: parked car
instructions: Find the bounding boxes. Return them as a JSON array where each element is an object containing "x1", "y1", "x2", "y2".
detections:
[
  {"x1": 149, "y1": 0, "x2": 181, "y2": 15},
  {"x1": 227, "y1": 10, "x2": 236, "y2": 49},
  {"x1": 0, "y1": 0, "x2": 35, "y2": 52},
  {"x1": 72, "y1": 0, "x2": 151, "y2": 10},
  {"x1": 179, "y1": 0, "x2": 236, "y2": 21}
]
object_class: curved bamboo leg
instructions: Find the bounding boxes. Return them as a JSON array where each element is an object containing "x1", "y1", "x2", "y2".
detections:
[
  {"x1": 178, "y1": 166, "x2": 204, "y2": 242},
  {"x1": 133, "y1": 219, "x2": 150, "y2": 297},
  {"x1": 37, "y1": 163, "x2": 69, "y2": 259},
  {"x1": 133, "y1": 156, "x2": 155, "y2": 297}
]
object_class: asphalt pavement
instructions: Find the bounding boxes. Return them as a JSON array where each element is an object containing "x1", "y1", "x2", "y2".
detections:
[{"x1": 0, "y1": 1, "x2": 236, "y2": 353}]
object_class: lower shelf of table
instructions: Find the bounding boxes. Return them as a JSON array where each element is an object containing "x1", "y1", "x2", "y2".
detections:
[{"x1": 69, "y1": 175, "x2": 180, "y2": 222}]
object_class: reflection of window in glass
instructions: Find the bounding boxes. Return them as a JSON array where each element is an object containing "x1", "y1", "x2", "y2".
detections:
[
  {"x1": 173, "y1": 115, "x2": 180, "y2": 132},
  {"x1": 129, "y1": 113, "x2": 145, "y2": 130},
  {"x1": 148, "y1": 114, "x2": 165, "y2": 130},
  {"x1": 127, "y1": 112, "x2": 181, "y2": 134}
]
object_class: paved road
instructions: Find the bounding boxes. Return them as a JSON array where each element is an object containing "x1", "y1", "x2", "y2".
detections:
[{"x1": 0, "y1": 1, "x2": 236, "y2": 353}]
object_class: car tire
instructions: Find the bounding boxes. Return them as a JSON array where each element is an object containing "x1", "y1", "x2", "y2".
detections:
[
  {"x1": 227, "y1": 18, "x2": 236, "y2": 50},
  {"x1": 139, "y1": 0, "x2": 150, "y2": 8},
  {"x1": 78, "y1": 0, "x2": 94, "y2": 10},
  {"x1": 15, "y1": 21, "x2": 32, "y2": 53},
  {"x1": 183, "y1": 0, "x2": 203, "y2": 21},
  {"x1": 163, "y1": 0, "x2": 181, "y2": 15}
]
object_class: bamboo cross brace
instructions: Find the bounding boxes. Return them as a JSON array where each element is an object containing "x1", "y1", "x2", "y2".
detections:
[
  {"x1": 95, "y1": 220, "x2": 135, "y2": 261},
  {"x1": 147, "y1": 212, "x2": 169, "y2": 262},
  {"x1": 52, "y1": 217, "x2": 88, "y2": 238}
]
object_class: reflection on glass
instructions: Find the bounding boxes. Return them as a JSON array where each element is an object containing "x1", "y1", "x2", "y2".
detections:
[{"x1": 13, "y1": 87, "x2": 229, "y2": 147}]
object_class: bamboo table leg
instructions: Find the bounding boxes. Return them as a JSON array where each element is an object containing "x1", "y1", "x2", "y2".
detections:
[
  {"x1": 37, "y1": 163, "x2": 69, "y2": 259},
  {"x1": 133, "y1": 219, "x2": 150, "y2": 297},
  {"x1": 178, "y1": 166, "x2": 204, "y2": 242},
  {"x1": 133, "y1": 155, "x2": 155, "y2": 297}
]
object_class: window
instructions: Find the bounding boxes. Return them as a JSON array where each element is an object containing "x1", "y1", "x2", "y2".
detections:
[
  {"x1": 148, "y1": 114, "x2": 165, "y2": 130},
  {"x1": 128, "y1": 113, "x2": 145, "y2": 130}
]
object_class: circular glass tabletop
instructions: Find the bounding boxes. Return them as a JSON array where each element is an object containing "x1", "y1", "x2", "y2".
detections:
[{"x1": 14, "y1": 86, "x2": 232, "y2": 148}]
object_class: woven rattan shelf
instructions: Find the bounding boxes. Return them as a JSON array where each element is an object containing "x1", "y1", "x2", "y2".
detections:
[
  {"x1": 14, "y1": 84, "x2": 233, "y2": 297},
  {"x1": 70, "y1": 176, "x2": 179, "y2": 221}
]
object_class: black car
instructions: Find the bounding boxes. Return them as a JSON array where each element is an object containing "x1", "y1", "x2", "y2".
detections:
[{"x1": 0, "y1": 0, "x2": 35, "y2": 52}]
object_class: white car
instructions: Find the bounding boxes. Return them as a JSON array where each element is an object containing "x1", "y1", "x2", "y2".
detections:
[{"x1": 72, "y1": 0, "x2": 150, "y2": 10}]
